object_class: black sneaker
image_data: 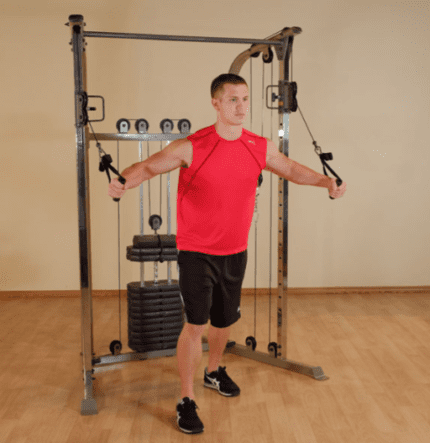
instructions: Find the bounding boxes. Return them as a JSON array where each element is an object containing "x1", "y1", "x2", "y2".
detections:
[
  {"x1": 204, "y1": 366, "x2": 240, "y2": 397},
  {"x1": 176, "y1": 397, "x2": 204, "y2": 434}
]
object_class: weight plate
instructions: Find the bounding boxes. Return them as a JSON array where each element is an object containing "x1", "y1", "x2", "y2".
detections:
[
  {"x1": 128, "y1": 327, "x2": 183, "y2": 340},
  {"x1": 133, "y1": 234, "x2": 177, "y2": 248},
  {"x1": 127, "y1": 280, "x2": 180, "y2": 292},
  {"x1": 129, "y1": 320, "x2": 183, "y2": 333},
  {"x1": 128, "y1": 333, "x2": 181, "y2": 345},
  {"x1": 128, "y1": 340, "x2": 178, "y2": 353},
  {"x1": 128, "y1": 311, "x2": 182, "y2": 323},
  {"x1": 128, "y1": 298, "x2": 182, "y2": 309},
  {"x1": 128, "y1": 307, "x2": 183, "y2": 319},
  {"x1": 128, "y1": 289, "x2": 180, "y2": 297}
]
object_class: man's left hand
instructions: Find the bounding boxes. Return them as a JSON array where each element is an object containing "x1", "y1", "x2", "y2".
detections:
[{"x1": 328, "y1": 178, "x2": 347, "y2": 199}]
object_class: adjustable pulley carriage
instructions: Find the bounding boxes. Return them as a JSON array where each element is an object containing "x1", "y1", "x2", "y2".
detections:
[{"x1": 67, "y1": 14, "x2": 343, "y2": 416}]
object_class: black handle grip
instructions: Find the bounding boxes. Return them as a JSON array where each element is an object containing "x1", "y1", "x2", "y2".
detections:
[
  {"x1": 113, "y1": 176, "x2": 126, "y2": 202},
  {"x1": 329, "y1": 178, "x2": 343, "y2": 200}
]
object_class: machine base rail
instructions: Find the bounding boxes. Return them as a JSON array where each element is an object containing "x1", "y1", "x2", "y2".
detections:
[
  {"x1": 92, "y1": 342, "x2": 210, "y2": 372},
  {"x1": 81, "y1": 338, "x2": 327, "y2": 415},
  {"x1": 225, "y1": 342, "x2": 329, "y2": 381},
  {"x1": 81, "y1": 343, "x2": 210, "y2": 415}
]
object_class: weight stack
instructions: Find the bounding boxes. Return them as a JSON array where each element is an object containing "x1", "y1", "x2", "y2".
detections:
[
  {"x1": 127, "y1": 234, "x2": 178, "y2": 262},
  {"x1": 127, "y1": 280, "x2": 184, "y2": 353}
]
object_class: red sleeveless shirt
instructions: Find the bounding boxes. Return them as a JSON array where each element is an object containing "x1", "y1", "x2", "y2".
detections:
[{"x1": 176, "y1": 125, "x2": 267, "y2": 255}]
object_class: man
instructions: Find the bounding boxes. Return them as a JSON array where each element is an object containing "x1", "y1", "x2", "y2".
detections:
[{"x1": 108, "y1": 73, "x2": 347, "y2": 434}]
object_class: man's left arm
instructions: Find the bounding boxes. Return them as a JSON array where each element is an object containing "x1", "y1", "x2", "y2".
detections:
[{"x1": 264, "y1": 139, "x2": 347, "y2": 199}]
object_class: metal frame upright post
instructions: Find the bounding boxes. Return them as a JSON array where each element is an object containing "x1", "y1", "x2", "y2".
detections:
[
  {"x1": 225, "y1": 36, "x2": 328, "y2": 382},
  {"x1": 278, "y1": 37, "x2": 293, "y2": 361},
  {"x1": 67, "y1": 15, "x2": 98, "y2": 414}
]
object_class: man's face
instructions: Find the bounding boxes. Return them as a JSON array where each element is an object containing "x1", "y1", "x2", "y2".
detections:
[{"x1": 212, "y1": 83, "x2": 250, "y2": 126}]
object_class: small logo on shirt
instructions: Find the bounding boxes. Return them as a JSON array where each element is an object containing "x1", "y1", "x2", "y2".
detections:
[{"x1": 248, "y1": 140, "x2": 255, "y2": 145}]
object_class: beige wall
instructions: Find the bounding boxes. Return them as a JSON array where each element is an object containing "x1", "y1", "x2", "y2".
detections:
[{"x1": 0, "y1": 0, "x2": 429, "y2": 292}]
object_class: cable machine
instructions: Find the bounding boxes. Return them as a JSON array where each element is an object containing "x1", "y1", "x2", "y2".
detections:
[{"x1": 66, "y1": 14, "x2": 333, "y2": 416}]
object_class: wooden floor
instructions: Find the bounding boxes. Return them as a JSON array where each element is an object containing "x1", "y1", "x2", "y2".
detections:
[{"x1": 0, "y1": 291, "x2": 429, "y2": 443}]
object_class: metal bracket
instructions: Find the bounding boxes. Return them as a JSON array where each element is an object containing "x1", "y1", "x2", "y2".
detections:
[
  {"x1": 266, "y1": 85, "x2": 280, "y2": 110},
  {"x1": 281, "y1": 80, "x2": 298, "y2": 113},
  {"x1": 266, "y1": 81, "x2": 298, "y2": 113},
  {"x1": 274, "y1": 34, "x2": 290, "y2": 62},
  {"x1": 75, "y1": 91, "x2": 88, "y2": 127},
  {"x1": 75, "y1": 92, "x2": 105, "y2": 127},
  {"x1": 88, "y1": 95, "x2": 105, "y2": 123}
]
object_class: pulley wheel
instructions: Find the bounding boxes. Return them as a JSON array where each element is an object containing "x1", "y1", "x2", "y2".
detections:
[
  {"x1": 178, "y1": 119, "x2": 191, "y2": 134},
  {"x1": 245, "y1": 336, "x2": 257, "y2": 351},
  {"x1": 135, "y1": 119, "x2": 149, "y2": 134},
  {"x1": 263, "y1": 46, "x2": 274, "y2": 64},
  {"x1": 116, "y1": 118, "x2": 130, "y2": 133},
  {"x1": 268, "y1": 342, "x2": 278, "y2": 358},
  {"x1": 160, "y1": 119, "x2": 174, "y2": 134},
  {"x1": 109, "y1": 340, "x2": 122, "y2": 356},
  {"x1": 149, "y1": 215, "x2": 162, "y2": 231}
]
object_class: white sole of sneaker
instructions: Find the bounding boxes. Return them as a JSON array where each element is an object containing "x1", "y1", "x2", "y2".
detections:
[
  {"x1": 177, "y1": 414, "x2": 204, "y2": 434},
  {"x1": 203, "y1": 382, "x2": 237, "y2": 396}
]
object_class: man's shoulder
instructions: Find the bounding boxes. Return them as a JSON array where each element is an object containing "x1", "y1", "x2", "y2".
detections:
[{"x1": 242, "y1": 127, "x2": 268, "y2": 143}]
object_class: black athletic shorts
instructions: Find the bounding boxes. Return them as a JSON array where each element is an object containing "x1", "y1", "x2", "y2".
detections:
[{"x1": 177, "y1": 249, "x2": 248, "y2": 328}]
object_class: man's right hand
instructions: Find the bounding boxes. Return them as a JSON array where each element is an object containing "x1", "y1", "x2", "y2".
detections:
[{"x1": 108, "y1": 177, "x2": 127, "y2": 200}]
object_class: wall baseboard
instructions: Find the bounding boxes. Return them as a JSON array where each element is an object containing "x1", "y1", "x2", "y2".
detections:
[
  {"x1": 254, "y1": 286, "x2": 430, "y2": 296},
  {"x1": 1, "y1": 286, "x2": 429, "y2": 300}
]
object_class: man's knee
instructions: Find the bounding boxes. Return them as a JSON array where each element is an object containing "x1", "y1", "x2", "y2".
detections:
[{"x1": 184, "y1": 322, "x2": 207, "y2": 340}]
